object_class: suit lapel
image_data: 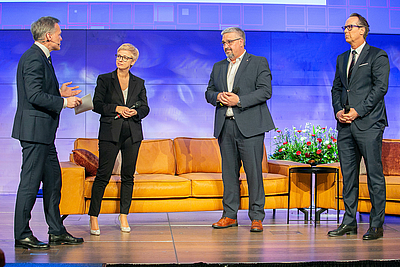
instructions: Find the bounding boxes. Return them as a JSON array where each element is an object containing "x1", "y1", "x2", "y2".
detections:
[
  {"x1": 126, "y1": 72, "x2": 138, "y2": 107},
  {"x1": 343, "y1": 50, "x2": 351, "y2": 88},
  {"x1": 221, "y1": 60, "x2": 229, "y2": 92},
  {"x1": 32, "y1": 45, "x2": 59, "y2": 94},
  {"x1": 350, "y1": 43, "x2": 369, "y2": 84},
  {"x1": 111, "y1": 70, "x2": 125, "y2": 104},
  {"x1": 233, "y1": 52, "x2": 250, "y2": 89}
]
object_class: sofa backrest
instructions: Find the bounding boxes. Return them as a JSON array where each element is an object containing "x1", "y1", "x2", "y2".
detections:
[
  {"x1": 136, "y1": 139, "x2": 176, "y2": 175},
  {"x1": 72, "y1": 137, "x2": 268, "y2": 176},
  {"x1": 74, "y1": 138, "x2": 99, "y2": 156},
  {"x1": 382, "y1": 139, "x2": 400, "y2": 176},
  {"x1": 73, "y1": 138, "x2": 175, "y2": 175},
  {"x1": 174, "y1": 137, "x2": 222, "y2": 174},
  {"x1": 174, "y1": 137, "x2": 268, "y2": 174}
]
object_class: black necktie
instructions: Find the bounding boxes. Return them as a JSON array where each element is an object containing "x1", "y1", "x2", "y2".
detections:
[
  {"x1": 348, "y1": 50, "x2": 357, "y2": 83},
  {"x1": 48, "y1": 56, "x2": 52, "y2": 64}
]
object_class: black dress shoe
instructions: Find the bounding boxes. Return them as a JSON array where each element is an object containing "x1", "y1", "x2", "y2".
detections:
[
  {"x1": 328, "y1": 224, "x2": 357, "y2": 237},
  {"x1": 15, "y1": 235, "x2": 50, "y2": 249},
  {"x1": 363, "y1": 227, "x2": 383, "y2": 240},
  {"x1": 49, "y1": 232, "x2": 84, "y2": 245}
]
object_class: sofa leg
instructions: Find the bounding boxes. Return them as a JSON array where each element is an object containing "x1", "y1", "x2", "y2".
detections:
[
  {"x1": 315, "y1": 208, "x2": 328, "y2": 222},
  {"x1": 298, "y1": 208, "x2": 308, "y2": 222},
  {"x1": 61, "y1": 215, "x2": 68, "y2": 222}
]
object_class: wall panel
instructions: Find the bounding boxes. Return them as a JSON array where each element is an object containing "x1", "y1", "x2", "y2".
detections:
[{"x1": 0, "y1": 29, "x2": 399, "y2": 193}]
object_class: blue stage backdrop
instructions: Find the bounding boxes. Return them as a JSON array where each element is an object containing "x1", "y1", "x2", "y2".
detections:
[
  {"x1": 0, "y1": 29, "x2": 399, "y2": 193},
  {"x1": 1, "y1": 1, "x2": 400, "y2": 35}
]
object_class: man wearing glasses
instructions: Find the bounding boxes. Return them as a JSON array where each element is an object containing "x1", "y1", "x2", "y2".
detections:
[
  {"x1": 205, "y1": 27, "x2": 275, "y2": 232},
  {"x1": 329, "y1": 13, "x2": 389, "y2": 240}
]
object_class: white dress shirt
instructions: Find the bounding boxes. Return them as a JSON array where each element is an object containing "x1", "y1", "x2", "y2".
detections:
[{"x1": 226, "y1": 51, "x2": 246, "y2": 117}]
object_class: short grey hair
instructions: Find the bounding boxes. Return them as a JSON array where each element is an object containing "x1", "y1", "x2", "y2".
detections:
[
  {"x1": 31, "y1": 16, "x2": 60, "y2": 41},
  {"x1": 221, "y1": 27, "x2": 246, "y2": 46},
  {"x1": 118, "y1": 43, "x2": 139, "y2": 61}
]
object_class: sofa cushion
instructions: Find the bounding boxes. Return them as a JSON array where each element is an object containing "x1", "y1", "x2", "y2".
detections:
[
  {"x1": 382, "y1": 139, "x2": 400, "y2": 176},
  {"x1": 359, "y1": 175, "x2": 400, "y2": 201},
  {"x1": 174, "y1": 137, "x2": 222, "y2": 174},
  {"x1": 179, "y1": 173, "x2": 224, "y2": 197},
  {"x1": 84, "y1": 174, "x2": 191, "y2": 199},
  {"x1": 136, "y1": 139, "x2": 175, "y2": 175},
  {"x1": 72, "y1": 149, "x2": 99, "y2": 176},
  {"x1": 174, "y1": 137, "x2": 269, "y2": 175},
  {"x1": 74, "y1": 138, "x2": 99, "y2": 157},
  {"x1": 240, "y1": 173, "x2": 288, "y2": 196}
]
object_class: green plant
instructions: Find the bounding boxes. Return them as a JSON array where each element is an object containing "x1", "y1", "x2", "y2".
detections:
[{"x1": 270, "y1": 123, "x2": 339, "y2": 165}]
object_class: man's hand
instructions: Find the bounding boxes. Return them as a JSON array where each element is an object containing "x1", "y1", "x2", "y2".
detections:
[
  {"x1": 218, "y1": 92, "x2": 239, "y2": 107},
  {"x1": 60, "y1": 81, "x2": 81, "y2": 97},
  {"x1": 337, "y1": 108, "x2": 359, "y2": 123},
  {"x1": 116, "y1": 106, "x2": 137, "y2": 118},
  {"x1": 66, "y1": 96, "x2": 82, "y2": 108}
]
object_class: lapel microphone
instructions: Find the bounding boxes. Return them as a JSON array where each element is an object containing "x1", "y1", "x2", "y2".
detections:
[{"x1": 115, "y1": 101, "x2": 141, "y2": 119}]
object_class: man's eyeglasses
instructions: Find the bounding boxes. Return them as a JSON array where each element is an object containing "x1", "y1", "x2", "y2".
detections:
[
  {"x1": 220, "y1": 38, "x2": 241, "y2": 47},
  {"x1": 341, "y1": 25, "x2": 363, "y2": 31},
  {"x1": 115, "y1": 54, "x2": 133, "y2": 62}
]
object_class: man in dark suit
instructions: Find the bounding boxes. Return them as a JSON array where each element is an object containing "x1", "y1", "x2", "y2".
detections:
[
  {"x1": 329, "y1": 13, "x2": 390, "y2": 240},
  {"x1": 12, "y1": 16, "x2": 84, "y2": 249},
  {"x1": 205, "y1": 27, "x2": 275, "y2": 232}
]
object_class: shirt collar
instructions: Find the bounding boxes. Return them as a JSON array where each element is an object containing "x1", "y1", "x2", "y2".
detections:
[
  {"x1": 34, "y1": 41, "x2": 51, "y2": 58},
  {"x1": 352, "y1": 41, "x2": 366, "y2": 55},
  {"x1": 227, "y1": 50, "x2": 246, "y2": 64}
]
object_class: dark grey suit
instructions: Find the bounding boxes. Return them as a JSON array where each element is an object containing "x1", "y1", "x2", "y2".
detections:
[
  {"x1": 331, "y1": 43, "x2": 390, "y2": 228},
  {"x1": 12, "y1": 44, "x2": 66, "y2": 239},
  {"x1": 206, "y1": 52, "x2": 275, "y2": 220}
]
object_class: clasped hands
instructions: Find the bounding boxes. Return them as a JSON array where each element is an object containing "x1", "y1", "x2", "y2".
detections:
[
  {"x1": 116, "y1": 106, "x2": 137, "y2": 118},
  {"x1": 60, "y1": 81, "x2": 82, "y2": 108},
  {"x1": 337, "y1": 108, "x2": 359, "y2": 123},
  {"x1": 217, "y1": 92, "x2": 239, "y2": 107}
]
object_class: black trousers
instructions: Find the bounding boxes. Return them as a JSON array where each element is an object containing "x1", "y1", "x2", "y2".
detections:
[
  {"x1": 14, "y1": 141, "x2": 66, "y2": 240},
  {"x1": 88, "y1": 121, "x2": 141, "y2": 216},
  {"x1": 338, "y1": 122, "x2": 386, "y2": 228},
  {"x1": 218, "y1": 118, "x2": 265, "y2": 221}
]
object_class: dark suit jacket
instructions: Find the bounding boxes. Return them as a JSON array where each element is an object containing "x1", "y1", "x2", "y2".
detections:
[
  {"x1": 205, "y1": 52, "x2": 275, "y2": 138},
  {"x1": 12, "y1": 44, "x2": 64, "y2": 144},
  {"x1": 93, "y1": 70, "x2": 149, "y2": 143},
  {"x1": 331, "y1": 43, "x2": 390, "y2": 131}
]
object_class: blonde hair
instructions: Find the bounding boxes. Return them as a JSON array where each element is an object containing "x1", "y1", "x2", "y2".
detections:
[{"x1": 117, "y1": 43, "x2": 139, "y2": 61}]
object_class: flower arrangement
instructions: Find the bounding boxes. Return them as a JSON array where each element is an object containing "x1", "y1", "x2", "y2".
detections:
[{"x1": 270, "y1": 123, "x2": 339, "y2": 165}]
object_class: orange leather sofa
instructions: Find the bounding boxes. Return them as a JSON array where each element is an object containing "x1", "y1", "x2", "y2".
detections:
[
  {"x1": 59, "y1": 137, "x2": 311, "y2": 216},
  {"x1": 316, "y1": 139, "x2": 400, "y2": 216}
]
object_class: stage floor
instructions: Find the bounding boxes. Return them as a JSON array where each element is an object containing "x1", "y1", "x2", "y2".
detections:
[{"x1": 1, "y1": 194, "x2": 400, "y2": 265}]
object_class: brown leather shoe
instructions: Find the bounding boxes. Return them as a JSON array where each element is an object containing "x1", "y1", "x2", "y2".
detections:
[
  {"x1": 212, "y1": 217, "x2": 238, "y2": 229},
  {"x1": 250, "y1": 220, "x2": 263, "y2": 232}
]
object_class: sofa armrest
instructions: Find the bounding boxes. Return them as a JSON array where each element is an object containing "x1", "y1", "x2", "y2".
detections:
[
  {"x1": 60, "y1": 161, "x2": 86, "y2": 215},
  {"x1": 267, "y1": 159, "x2": 310, "y2": 176},
  {"x1": 268, "y1": 160, "x2": 312, "y2": 209}
]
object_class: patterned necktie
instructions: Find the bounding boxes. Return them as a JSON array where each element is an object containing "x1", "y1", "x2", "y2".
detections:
[{"x1": 348, "y1": 50, "x2": 357, "y2": 83}]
